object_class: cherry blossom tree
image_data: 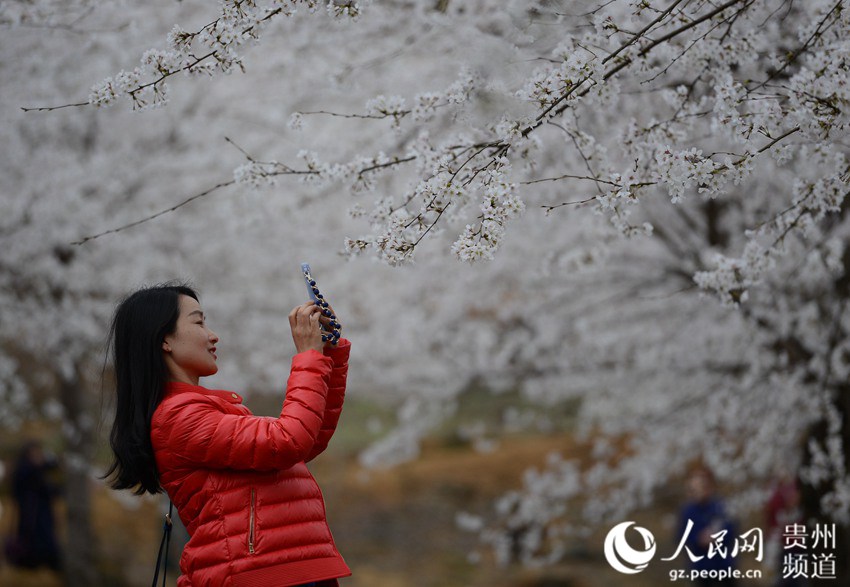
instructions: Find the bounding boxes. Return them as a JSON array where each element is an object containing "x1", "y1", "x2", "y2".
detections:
[{"x1": 4, "y1": 0, "x2": 850, "y2": 583}]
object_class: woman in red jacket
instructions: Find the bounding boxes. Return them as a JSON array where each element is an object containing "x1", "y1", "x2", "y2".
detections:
[{"x1": 105, "y1": 283, "x2": 351, "y2": 587}]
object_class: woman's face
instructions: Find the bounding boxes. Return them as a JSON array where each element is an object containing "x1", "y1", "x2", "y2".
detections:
[{"x1": 162, "y1": 295, "x2": 219, "y2": 385}]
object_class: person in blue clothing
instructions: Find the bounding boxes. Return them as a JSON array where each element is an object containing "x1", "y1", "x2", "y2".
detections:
[{"x1": 675, "y1": 466, "x2": 739, "y2": 586}]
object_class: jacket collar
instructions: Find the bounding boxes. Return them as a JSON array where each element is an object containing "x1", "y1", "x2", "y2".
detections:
[{"x1": 165, "y1": 380, "x2": 243, "y2": 404}]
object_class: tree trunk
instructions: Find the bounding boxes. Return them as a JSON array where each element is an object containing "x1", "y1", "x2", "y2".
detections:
[{"x1": 59, "y1": 365, "x2": 97, "y2": 587}]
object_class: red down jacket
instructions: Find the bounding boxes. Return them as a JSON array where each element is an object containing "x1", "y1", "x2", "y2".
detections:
[{"x1": 151, "y1": 339, "x2": 352, "y2": 587}]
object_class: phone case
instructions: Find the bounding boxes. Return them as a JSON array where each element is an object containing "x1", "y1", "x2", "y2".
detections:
[{"x1": 301, "y1": 263, "x2": 341, "y2": 343}]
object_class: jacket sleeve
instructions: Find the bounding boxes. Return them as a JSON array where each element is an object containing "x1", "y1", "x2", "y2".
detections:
[
  {"x1": 305, "y1": 338, "x2": 351, "y2": 463},
  {"x1": 154, "y1": 349, "x2": 333, "y2": 472}
]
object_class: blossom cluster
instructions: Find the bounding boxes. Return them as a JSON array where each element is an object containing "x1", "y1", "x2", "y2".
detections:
[
  {"x1": 365, "y1": 94, "x2": 407, "y2": 129},
  {"x1": 653, "y1": 147, "x2": 755, "y2": 204},
  {"x1": 340, "y1": 153, "x2": 523, "y2": 266},
  {"x1": 89, "y1": 0, "x2": 367, "y2": 110},
  {"x1": 462, "y1": 454, "x2": 581, "y2": 567},
  {"x1": 448, "y1": 160, "x2": 522, "y2": 262},
  {"x1": 517, "y1": 47, "x2": 597, "y2": 110},
  {"x1": 694, "y1": 241, "x2": 777, "y2": 306}
]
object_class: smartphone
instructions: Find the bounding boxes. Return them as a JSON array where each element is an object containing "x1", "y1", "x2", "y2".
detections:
[
  {"x1": 301, "y1": 263, "x2": 340, "y2": 342},
  {"x1": 301, "y1": 262, "x2": 320, "y2": 303}
]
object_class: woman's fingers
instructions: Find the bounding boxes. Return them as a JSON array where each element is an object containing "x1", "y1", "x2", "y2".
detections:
[
  {"x1": 315, "y1": 302, "x2": 338, "y2": 325},
  {"x1": 288, "y1": 300, "x2": 341, "y2": 351},
  {"x1": 295, "y1": 302, "x2": 339, "y2": 329},
  {"x1": 289, "y1": 302, "x2": 324, "y2": 354},
  {"x1": 310, "y1": 311, "x2": 321, "y2": 328},
  {"x1": 317, "y1": 311, "x2": 335, "y2": 328},
  {"x1": 289, "y1": 301, "x2": 314, "y2": 321}
]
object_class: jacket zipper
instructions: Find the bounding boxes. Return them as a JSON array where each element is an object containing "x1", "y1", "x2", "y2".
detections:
[{"x1": 248, "y1": 488, "x2": 256, "y2": 554}]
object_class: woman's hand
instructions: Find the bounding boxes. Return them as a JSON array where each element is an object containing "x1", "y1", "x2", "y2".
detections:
[{"x1": 289, "y1": 302, "x2": 324, "y2": 354}]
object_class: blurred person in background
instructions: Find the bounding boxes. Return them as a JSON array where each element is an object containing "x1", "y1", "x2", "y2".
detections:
[
  {"x1": 674, "y1": 465, "x2": 739, "y2": 586},
  {"x1": 104, "y1": 283, "x2": 351, "y2": 587},
  {"x1": 765, "y1": 471, "x2": 807, "y2": 587},
  {"x1": 4, "y1": 440, "x2": 62, "y2": 571}
]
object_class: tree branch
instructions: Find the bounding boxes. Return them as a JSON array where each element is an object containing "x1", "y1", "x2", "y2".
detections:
[{"x1": 71, "y1": 180, "x2": 236, "y2": 245}]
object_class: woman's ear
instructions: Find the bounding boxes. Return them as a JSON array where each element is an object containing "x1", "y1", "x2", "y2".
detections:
[{"x1": 162, "y1": 339, "x2": 172, "y2": 353}]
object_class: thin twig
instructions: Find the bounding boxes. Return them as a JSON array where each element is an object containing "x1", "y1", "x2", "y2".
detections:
[
  {"x1": 359, "y1": 156, "x2": 416, "y2": 175},
  {"x1": 71, "y1": 180, "x2": 236, "y2": 245},
  {"x1": 21, "y1": 101, "x2": 90, "y2": 113},
  {"x1": 73, "y1": 146, "x2": 419, "y2": 245},
  {"x1": 541, "y1": 196, "x2": 598, "y2": 213},
  {"x1": 298, "y1": 110, "x2": 391, "y2": 120},
  {"x1": 524, "y1": 174, "x2": 620, "y2": 186},
  {"x1": 224, "y1": 136, "x2": 255, "y2": 161}
]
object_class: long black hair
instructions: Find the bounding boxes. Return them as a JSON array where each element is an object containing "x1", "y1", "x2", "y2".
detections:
[{"x1": 104, "y1": 283, "x2": 198, "y2": 495}]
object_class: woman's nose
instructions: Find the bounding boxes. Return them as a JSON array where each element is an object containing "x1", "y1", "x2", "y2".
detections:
[{"x1": 209, "y1": 330, "x2": 219, "y2": 343}]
